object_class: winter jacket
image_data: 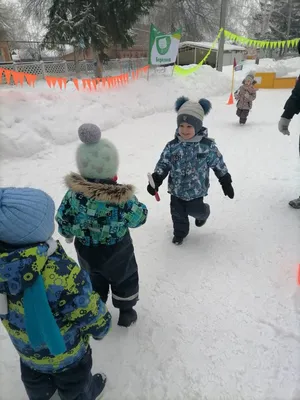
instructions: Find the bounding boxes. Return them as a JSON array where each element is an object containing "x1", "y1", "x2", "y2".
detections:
[
  {"x1": 0, "y1": 241, "x2": 111, "y2": 373},
  {"x1": 235, "y1": 83, "x2": 257, "y2": 110},
  {"x1": 281, "y1": 76, "x2": 300, "y2": 119},
  {"x1": 56, "y1": 173, "x2": 148, "y2": 247},
  {"x1": 154, "y1": 128, "x2": 229, "y2": 201}
]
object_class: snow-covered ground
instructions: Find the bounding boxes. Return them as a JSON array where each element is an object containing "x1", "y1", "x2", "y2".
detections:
[{"x1": 0, "y1": 59, "x2": 300, "y2": 400}]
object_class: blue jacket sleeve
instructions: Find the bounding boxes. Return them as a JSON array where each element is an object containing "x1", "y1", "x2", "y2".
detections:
[
  {"x1": 59, "y1": 267, "x2": 111, "y2": 340},
  {"x1": 154, "y1": 143, "x2": 172, "y2": 180},
  {"x1": 55, "y1": 191, "x2": 74, "y2": 239},
  {"x1": 124, "y1": 196, "x2": 148, "y2": 228},
  {"x1": 207, "y1": 143, "x2": 229, "y2": 179}
]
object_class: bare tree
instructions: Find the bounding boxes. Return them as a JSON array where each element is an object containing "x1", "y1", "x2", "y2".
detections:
[
  {"x1": 22, "y1": 0, "x2": 51, "y2": 21},
  {"x1": 0, "y1": 1, "x2": 20, "y2": 40}
]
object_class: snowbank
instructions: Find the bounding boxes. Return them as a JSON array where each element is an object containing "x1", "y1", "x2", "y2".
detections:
[
  {"x1": 0, "y1": 66, "x2": 231, "y2": 160},
  {"x1": 223, "y1": 57, "x2": 300, "y2": 88}
]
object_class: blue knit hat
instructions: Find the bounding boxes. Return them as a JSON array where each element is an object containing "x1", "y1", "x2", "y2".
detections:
[{"x1": 0, "y1": 188, "x2": 55, "y2": 245}]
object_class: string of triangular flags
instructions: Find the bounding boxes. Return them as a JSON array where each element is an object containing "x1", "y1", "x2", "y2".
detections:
[
  {"x1": 0, "y1": 65, "x2": 149, "y2": 91},
  {"x1": 224, "y1": 29, "x2": 300, "y2": 49}
]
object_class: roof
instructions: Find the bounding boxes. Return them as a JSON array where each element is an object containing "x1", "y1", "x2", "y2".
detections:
[{"x1": 179, "y1": 41, "x2": 246, "y2": 52}]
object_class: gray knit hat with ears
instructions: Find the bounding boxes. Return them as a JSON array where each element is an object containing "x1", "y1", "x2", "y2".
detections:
[{"x1": 175, "y1": 96, "x2": 212, "y2": 134}]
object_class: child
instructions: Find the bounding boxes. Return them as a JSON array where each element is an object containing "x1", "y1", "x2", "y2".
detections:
[
  {"x1": 0, "y1": 187, "x2": 111, "y2": 400},
  {"x1": 56, "y1": 123, "x2": 148, "y2": 328},
  {"x1": 234, "y1": 73, "x2": 257, "y2": 125},
  {"x1": 147, "y1": 96, "x2": 234, "y2": 245}
]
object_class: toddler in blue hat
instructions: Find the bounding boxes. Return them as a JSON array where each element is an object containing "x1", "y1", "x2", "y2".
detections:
[{"x1": 0, "y1": 187, "x2": 111, "y2": 400}]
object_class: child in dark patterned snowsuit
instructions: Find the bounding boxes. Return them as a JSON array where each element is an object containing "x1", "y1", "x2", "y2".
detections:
[
  {"x1": 56, "y1": 124, "x2": 148, "y2": 327},
  {"x1": 147, "y1": 96, "x2": 234, "y2": 245},
  {"x1": 235, "y1": 73, "x2": 257, "y2": 124}
]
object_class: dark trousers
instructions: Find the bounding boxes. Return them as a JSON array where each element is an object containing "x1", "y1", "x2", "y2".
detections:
[
  {"x1": 170, "y1": 195, "x2": 210, "y2": 238},
  {"x1": 75, "y1": 233, "x2": 139, "y2": 310},
  {"x1": 21, "y1": 348, "x2": 95, "y2": 400},
  {"x1": 237, "y1": 108, "x2": 250, "y2": 124}
]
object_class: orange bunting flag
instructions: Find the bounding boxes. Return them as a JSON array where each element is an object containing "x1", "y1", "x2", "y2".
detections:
[
  {"x1": 11, "y1": 71, "x2": 25, "y2": 86},
  {"x1": 92, "y1": 79, "x2": 98, "y2": 90},
  {"x1": 0, "y1": 68, "x2": 4, "y2": 83},
  {"x1": 72, "y1": 78, "x2": 79, "y2": 91},
  {"x1": 95, "y1": 78, "x2": 102, "y2": 89},
  {"x1": 82, "y1": 79, "x2": 92, "y2": 91},
  {"x1": 45, "y1": 76, "x2": 57, "y2": 88},
  {"x1": 86, "y1": 79, "x2": 92, "y2": 91},
  {"x1": 25, "y1": 73, "x2": 37, "y2": 87},
  {"x1": 57, "y1": 77, "x2": 67, "y2": 90},
  {"x1": 5, "y1": 69, "x2": 11, "y2": 84}
]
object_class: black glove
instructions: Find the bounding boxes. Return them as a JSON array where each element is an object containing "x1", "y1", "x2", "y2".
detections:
[
  {"x1": 219, "y1": 173, "x2": 234, "y2": 199},
  {"x1": 147, "y1": 172, "x2": 163, "y2": 196}
]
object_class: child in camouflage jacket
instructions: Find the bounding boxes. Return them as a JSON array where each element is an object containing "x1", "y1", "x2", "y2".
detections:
[
  {"x1": 56, "y1": 124, "x2": 148, "y2": 328},
  {"x1": 234, "y1": 73, "x2": 257, "y2": 124},
  {"x1": 147, "y1": 96, "x2": 234, "y2": 245},
  {"x1": 0, "y1": 187, "x2": 111, "y2": 400}
]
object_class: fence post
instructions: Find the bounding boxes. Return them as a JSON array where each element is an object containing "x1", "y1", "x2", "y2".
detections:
[
  {"x1": 63, "y1": 60, "x2": 69, "y2": 76},
  {"x1": 40, "y1": 61, "x2": 46, "y2": 78}
]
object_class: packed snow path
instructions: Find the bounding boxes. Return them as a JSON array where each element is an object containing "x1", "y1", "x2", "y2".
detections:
[{"x1": 0, "y1": 86, "x2": 300, "y2": 400}]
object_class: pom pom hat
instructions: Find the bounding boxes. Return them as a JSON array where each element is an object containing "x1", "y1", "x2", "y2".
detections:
[
  {"x1": 175, "y1": 96, "x2": 212, "y2": 135},
  {"x1": 76, "y1": 123, "x2": 119, "y2": 180}
]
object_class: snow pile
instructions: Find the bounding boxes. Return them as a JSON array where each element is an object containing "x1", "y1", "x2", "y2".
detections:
[
  {"x1": 0, "y1": 86, "x2": 300, "y2": 400},
  {"x1": 222, "y1": 57, "x2": 300, "y2": 88},
  {"x1": 0, "y1": 66, "x2": 231, "y2": 160}
]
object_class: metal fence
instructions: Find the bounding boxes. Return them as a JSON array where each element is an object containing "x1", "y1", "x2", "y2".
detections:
[{"x1": 0, "y1": 58, "x2": 148, "y2": 81}]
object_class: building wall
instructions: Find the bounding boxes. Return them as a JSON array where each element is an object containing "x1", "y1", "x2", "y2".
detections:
[
  {"x1": 178, "y1": 47, "x2": 245, "y2": 68},
  {"x1": 223, "y1": 51, "x2": 245, "y2": 66},
  {"x1": 0, "y1": 42, "x2": 12, "y2": 62},
  {"x1": 178, "y1": 48, "x2": 217, "y2": 67}
]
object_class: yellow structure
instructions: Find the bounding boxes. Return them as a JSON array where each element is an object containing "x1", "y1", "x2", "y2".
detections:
[{"x1": 254, "y1": 72, "x2": 297, "y2": 89}]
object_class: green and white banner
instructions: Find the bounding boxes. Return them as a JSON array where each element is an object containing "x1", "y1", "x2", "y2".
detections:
[{"x1": 148, "y1": 24, "x2": 181, "y2": 65}]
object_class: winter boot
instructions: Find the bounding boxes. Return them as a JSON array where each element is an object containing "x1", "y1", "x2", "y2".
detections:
[
  {"x1": 92, "y1": 373, "x2": 107, "y2": 400},
  {"x1": 289, "y1": 197, "x2": 300, "y2": 209},
  {"x1": 172, "y1": 236, "x2": 184, "y2": 245},
  {"x1": 118, "y1": 308, "x2": 137, "y2": 327},
  {"x1": 195, "y1": 219, "x2": 207, "y2": 227}
]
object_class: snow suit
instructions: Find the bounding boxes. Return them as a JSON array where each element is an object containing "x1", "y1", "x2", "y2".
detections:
[
  {"x1": 235, "y1": 82, "x2": 257, "y2": 124},
  {"x1": 56, "y1": 173, "x2": 148, "y2": 310},
  {"x1": 0, "y1": 240, "x2": 111, "y2": 399},
  {"x1": 0, "y1": 241, "x2": 111, "y2": 373},
  {"x1": 153, "y1": 127, "x2": 231, "y2": 239}
]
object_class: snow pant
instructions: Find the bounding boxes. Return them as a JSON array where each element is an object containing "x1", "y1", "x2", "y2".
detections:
[
  {"x1": 170, "y1": 195, "x2": 210, "y2": 238},
  {"x1": 237, "y1": 108, "x2": 250, "y2": 124},
  {"x1": 75, "y1": 233, "x2": 139, "y2": 310},
  {"x1": 21, "y1": 347, "x2": 97, "y2": 400}
]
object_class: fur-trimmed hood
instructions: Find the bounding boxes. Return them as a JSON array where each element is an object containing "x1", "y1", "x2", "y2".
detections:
[{"x1": 65, "y1": 173, "x2": 135, "y2": 204}]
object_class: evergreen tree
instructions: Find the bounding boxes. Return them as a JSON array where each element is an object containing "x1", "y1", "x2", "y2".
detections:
[{"x1": 42, "y1": 0, "x2": 159, "y2": 73}]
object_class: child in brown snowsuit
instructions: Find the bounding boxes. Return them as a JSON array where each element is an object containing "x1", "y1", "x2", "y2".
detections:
[{"x1": 234, "y1": 73, "x2": 257, "y2": 125}]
